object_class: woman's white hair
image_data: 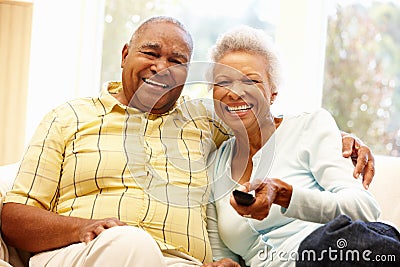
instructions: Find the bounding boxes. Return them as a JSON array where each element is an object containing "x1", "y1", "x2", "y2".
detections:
[{"x1": 209, "y1": 25, "x2": 283, "y2": 92}]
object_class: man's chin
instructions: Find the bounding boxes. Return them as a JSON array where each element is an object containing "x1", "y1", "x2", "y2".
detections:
[
  {"x1": 129, "y1": 90, "x2": 182, "y2": 114},
  {"x1": 146, "y1": 96, "x2": 181, "y2": 114},
  {"x1": 128, "y1": 101, "x2": 173, "y2": 115},
  {"x1": 149, "y1": 104, "x2": 175, "y2": 114}
]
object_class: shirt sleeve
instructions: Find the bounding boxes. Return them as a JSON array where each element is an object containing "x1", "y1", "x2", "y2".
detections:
[
  {"x1": 5, "y1": 108, "x2": 64, "y2": 210},
  {"x1": 206, "y1": 152, "x2": 240, "y2": 263},
  {"x1": 282, "y1": 108, "x2": 381, "y2": 223},
  {"x1": 206, "y1": 197, "x2": 241, "y2": 263},
  {"x1": 208, "y1": 105, "x2": 232, "y2": 148}
]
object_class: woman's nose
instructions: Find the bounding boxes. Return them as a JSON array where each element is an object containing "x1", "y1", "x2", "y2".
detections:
[{"x1": 227, "y1": 81, "x2": 246, "y2": 99}]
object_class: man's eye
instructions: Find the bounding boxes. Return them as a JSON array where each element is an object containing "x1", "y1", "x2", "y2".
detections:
[
  {"x1": 141, "y1": 51, "x2": 158, "y2": 57},
  {"x1": 170, "y1": 59, "x2": 183, "y2": 65}
]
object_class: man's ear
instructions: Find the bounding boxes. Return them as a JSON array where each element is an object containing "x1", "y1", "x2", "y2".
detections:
[{"x1": 121, "y1": 43, "x2": 129, "y2": 68}]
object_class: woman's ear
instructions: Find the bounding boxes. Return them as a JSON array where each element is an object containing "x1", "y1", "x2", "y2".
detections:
[{"x1": 270, "y1": 92, "x2": 278, "y2": 104}]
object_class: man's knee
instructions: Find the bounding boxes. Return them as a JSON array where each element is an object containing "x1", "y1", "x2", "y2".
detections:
[
  {"x1": 79, "y1": 226, "x2": 165, "y2": 266},
  {"x1": 96, "y1": 226, "x2": 159, "y2": 249}
]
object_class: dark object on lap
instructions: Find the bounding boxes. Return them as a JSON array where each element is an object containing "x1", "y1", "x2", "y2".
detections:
[{"x1": 297, "y1": 214, "x2": 400, "y2": 266}]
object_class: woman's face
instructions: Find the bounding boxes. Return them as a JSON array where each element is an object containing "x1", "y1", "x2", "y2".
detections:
[{"x1": 213, "y1": 51, "x2": 274, "y2": 131}]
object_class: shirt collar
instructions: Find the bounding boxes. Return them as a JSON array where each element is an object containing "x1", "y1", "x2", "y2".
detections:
[{"x1": 93, "y1": 81, "x2": 184, "y2": 118}]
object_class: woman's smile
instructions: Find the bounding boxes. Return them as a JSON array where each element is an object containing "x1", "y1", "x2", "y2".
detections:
[{"x1": 224, "y1": 103, "x2": 254, "y2": 117}]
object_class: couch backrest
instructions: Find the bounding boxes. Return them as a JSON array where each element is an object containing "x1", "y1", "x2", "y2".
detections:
[{"x1": 369, "y1": 155, "x2": 400, "y2": 229}]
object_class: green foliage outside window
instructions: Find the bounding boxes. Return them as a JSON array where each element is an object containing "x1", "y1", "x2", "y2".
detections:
[{"x1": 323, "y1": 2, "x2": 400, "y2": 156}]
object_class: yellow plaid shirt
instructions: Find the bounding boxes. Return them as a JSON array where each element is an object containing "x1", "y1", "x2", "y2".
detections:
[{"x1": 5, "y1": 82, "x2": 229, "y2": 263}]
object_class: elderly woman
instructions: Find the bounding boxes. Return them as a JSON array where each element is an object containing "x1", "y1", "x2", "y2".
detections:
[{"x1": 205, "y1": 26, "x2": 400, "y2": 267}]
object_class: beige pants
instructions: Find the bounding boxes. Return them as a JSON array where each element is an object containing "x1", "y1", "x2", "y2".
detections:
[{"x1": 30, "y1": 226, "x2": 202, "y2": 267}]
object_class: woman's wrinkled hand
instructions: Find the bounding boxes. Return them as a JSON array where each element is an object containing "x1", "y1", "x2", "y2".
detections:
[{"x1": 230, "y1": 179, "x2": 292, "y2": 221}]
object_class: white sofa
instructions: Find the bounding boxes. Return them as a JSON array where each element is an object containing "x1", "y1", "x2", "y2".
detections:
[
  {"x1": 0, "y1": 156, "x2": 399, "y2": 266},
  {"x1": 368, "y1": 155, "x2": 400, "y2": 227}
]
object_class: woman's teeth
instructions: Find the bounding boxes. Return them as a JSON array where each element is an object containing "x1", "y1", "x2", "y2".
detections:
[
  {"x1": 144, "y1": 78, "x2": 168, "y2": 88},
  {"x1": 226, "y1": 104, "x2": 253, "y2": 112}
]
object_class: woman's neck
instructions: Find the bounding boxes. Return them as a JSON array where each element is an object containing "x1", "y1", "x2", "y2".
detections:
[
  {"x1": 233, "y1": 116, "x2": 276, "y2": 157},
  {"x1": 230, "y1": 116, "x2": 276, "y2": 184}
]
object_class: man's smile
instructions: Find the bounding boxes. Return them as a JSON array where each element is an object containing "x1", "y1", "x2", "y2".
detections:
[{"x1": 143, "y1": 78, "x2": 169, "y2": 89}]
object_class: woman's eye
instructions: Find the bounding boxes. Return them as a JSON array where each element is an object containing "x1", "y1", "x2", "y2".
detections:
[
  {"x1": 242, "y1": 79, "x2": 254, "y2": 85},
  {"x1": 215, "y1": 81, "x2": 232, "y2": 87},
  {"x1": 242, "y1": 79, "x2": 262, "y2": 85}
]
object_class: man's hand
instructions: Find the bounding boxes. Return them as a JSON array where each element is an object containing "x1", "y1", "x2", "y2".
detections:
[
  {"x1": 202, "y1": 258, "x2": 241, "y2": 267},
  {"x1": 1, "y1": 203, "x2": 127, "y2": 253},
  {"x1": 79, "y1": 217, "x2": 127, "y2": 243},
  {"x1": 341, "y1": 133, "x2": 375, "y2": 189}
]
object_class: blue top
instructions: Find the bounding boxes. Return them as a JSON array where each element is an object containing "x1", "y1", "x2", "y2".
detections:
[{"x1": 207, "y1": 108, "x2": 381, "y2": 267}]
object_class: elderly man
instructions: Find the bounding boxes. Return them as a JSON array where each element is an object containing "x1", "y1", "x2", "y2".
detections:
[{"x1": 1, "y1": 16, "x2": 374, "y2": 267}]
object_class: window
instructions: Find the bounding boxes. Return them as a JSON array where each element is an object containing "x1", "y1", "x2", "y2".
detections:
[{"x1": 322, "y1": 0, "x2": 400, "y2": 156}]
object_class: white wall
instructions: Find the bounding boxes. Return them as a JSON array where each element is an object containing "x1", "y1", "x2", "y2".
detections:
[
  {"x1": 273, "y1": 0, "x2": 330, "y2": 115},
  {"x1": 25, "y1": 0, "x2": 105, "y2": 143}
]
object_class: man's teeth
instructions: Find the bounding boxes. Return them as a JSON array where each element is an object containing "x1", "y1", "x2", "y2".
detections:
[
  {"x1": 144, "y1": 78, "x2": 168, "y2": 88},
  {"x1": 226, "y1": 104, "x2": 253, "y2": 112}
]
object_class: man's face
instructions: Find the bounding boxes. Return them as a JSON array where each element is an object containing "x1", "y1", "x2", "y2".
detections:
[{"x1": 121, "y1": 21, "x2": 191, "y2": 114}]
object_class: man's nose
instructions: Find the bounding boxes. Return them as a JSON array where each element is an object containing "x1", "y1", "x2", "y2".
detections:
[{"x1": 150, "y1": 58, "x2": 171, "y2": 75}]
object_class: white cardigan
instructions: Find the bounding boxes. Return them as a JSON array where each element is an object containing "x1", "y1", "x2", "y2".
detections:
[{"x1": 207, "y1": 108, "x2": 380, "y2": 267}]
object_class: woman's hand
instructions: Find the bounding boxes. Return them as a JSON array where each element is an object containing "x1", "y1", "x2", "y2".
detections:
[
  {"x1": 230, "y1": 179, "x2": 293, "y2": 220},
  {"x1": 341, "y1": 133, "x2": 375, "y2": 189},
  {"x1": 202, "y1": 258, "x2": 241, "y2": 267}
]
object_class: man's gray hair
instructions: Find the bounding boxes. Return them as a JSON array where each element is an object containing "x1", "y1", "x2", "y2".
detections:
[
  {"x1": 209, "y1": 25, "x2": 283, "y2": 92},
  {"x1": 130, "y1": 16, "x2": 194, "y2": 57}
]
